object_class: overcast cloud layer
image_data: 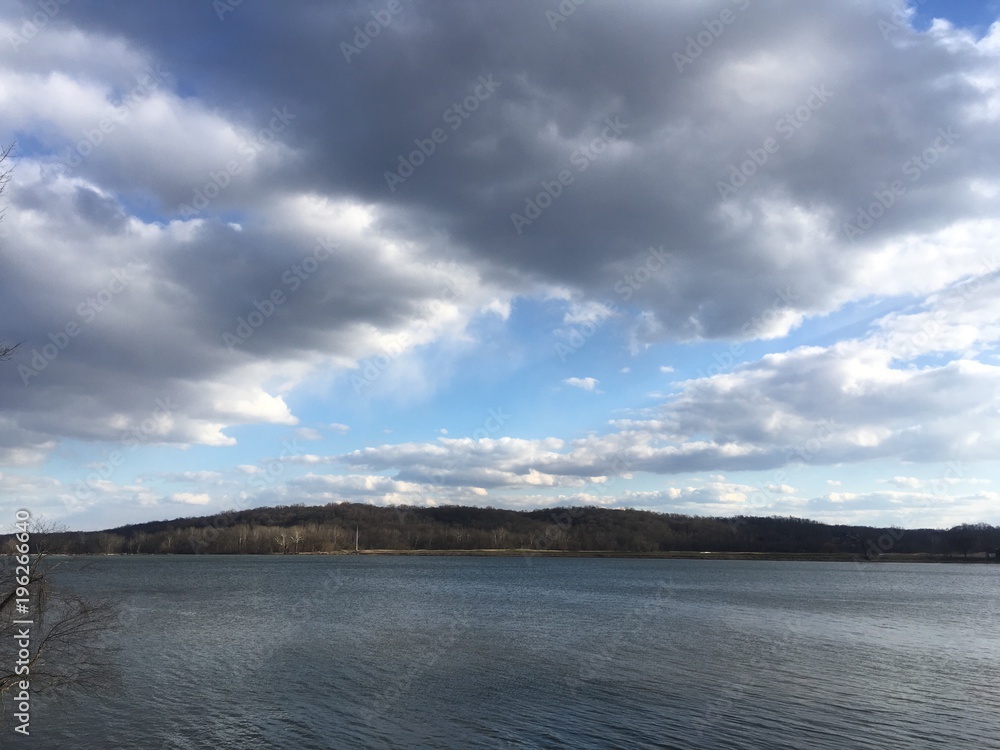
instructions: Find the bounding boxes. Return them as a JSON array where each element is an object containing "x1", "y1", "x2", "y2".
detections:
[{"x1": 1, "y1": 0, "x2": 999, "y2": 531}]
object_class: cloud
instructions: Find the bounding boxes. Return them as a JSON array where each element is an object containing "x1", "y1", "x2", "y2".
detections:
[
  {"x1": 338, "y1": 269, "x2": 1000, "y2": 485},
  {"x1": 563, "y1": 377, "x2": 600, "y2": 392},
  {"x1": 803, "y1": 489, "x2": 1000, "y2": 528},
  {"x1": 886, "y1": 476, "x2": 925, "y2": 489},
  {"x1": 169, "y1": 492, "x2": 211, "y2": 505},
  {"x1": 158, "y1": 471, "x2": 223, "y2": 484},
  {"x1": 287, "y1": 473, "x2": 494, "y2": 506},
  {"x1": 16, "y1": 0, "x2": 996, "y2": 344},
  {"x1": 4, "y1": 1, "x2": 1000, "y2": 461},
  {"x1": 766, "y1": 483, "x2": 796, "y2": 495},
  {"x1": 2, "y1": 0, "x2": 1000, "y2": 529}
]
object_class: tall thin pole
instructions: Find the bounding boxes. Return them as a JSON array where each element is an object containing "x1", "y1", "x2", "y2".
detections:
[{"x1": 355, "y1": 526, "x2": 359, "y2": 552}]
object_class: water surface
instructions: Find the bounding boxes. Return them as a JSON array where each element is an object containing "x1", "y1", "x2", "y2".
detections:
[{"x1": 26, "y1": 556, "x2": 1000, "y2": 749}]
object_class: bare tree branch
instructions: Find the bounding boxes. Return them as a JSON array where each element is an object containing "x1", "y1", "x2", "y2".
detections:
[
  {"x1": 0, "y1": 341, "x2": 21, "y2": 361},
  {"x1": 0, "y1": 142, "x2": 13, "y2": 223},
  {"x1": 0, "y1": 522, "x2": 122, "y2": 706}
]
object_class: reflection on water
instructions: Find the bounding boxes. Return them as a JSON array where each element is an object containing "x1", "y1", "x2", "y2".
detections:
[{"x1": 31, "y1": 556, "x2": 1000, "y2": 749}]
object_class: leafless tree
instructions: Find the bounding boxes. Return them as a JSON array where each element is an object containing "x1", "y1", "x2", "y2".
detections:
[
  {"x1": 0, "y1": 142, "x2": 12, "y2": 215},
  {"x1": 126, "y1": 531, "x2": 148, "y2": 555},
  {"x1": 0, "y1": 523, "x2": 122, "y2": 707},
  {"x1": 275, "y1": 530, "x2": 288, "y2": 554}
]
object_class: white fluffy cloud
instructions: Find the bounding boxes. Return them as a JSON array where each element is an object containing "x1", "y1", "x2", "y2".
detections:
[{"x1": 563, "y1": 377, "x2": 600, "y2": 392}]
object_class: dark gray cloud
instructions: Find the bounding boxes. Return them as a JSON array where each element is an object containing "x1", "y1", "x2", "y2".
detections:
[{"x1": 39, "y1": 0, "x2": 999, "y2": 339}]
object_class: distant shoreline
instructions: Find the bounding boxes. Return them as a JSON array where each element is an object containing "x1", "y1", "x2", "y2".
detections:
[
  {"x1": 56, "y1": 549, "x2": 998, "y2": 563},
  {"x1": 16, "y1": 504, "x2": 997, "y2": 559},
  {"x1": 323, "y1": 549, "x2": 998, "y2": 563}
]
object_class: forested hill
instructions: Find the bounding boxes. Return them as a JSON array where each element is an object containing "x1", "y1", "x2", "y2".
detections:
[{"x1": 8, "y1": 503, "x2": 1000, "y2": 559}]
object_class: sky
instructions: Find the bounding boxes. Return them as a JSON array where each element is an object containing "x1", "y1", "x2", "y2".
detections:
[{"x1": 1, "y1": 0, "x2": 999, "y2": 533}]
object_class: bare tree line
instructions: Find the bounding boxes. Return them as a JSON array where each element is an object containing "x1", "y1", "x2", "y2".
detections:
[{"x1": 15, "y1": 503, "x2": 1000, "y2": 559}]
